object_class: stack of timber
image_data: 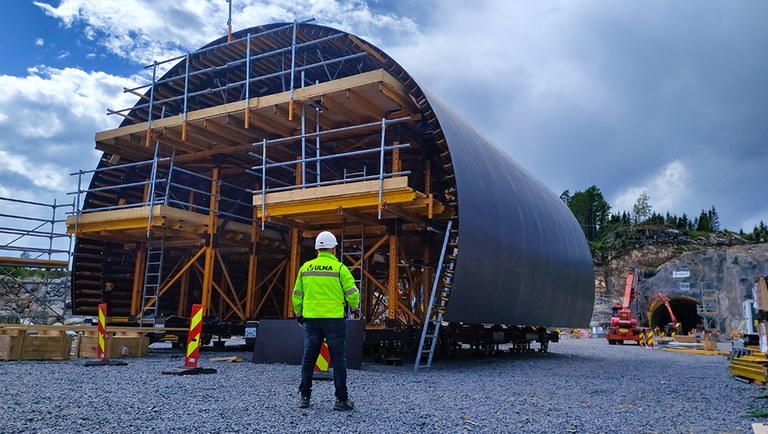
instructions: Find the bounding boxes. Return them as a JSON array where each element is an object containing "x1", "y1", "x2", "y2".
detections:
[
  {"x1": 729, "y1": 349, "x2": 768, "y2": 384},
  {"x1": 76, "y1": 330, "x2": 149, "y2": 359},
  {"x1": 0, "y1": 328, "x2": 72, "y2": 361}
]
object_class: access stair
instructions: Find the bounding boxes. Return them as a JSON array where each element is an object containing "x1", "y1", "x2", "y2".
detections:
[{"x1": 414, "y1": 220, "x2": 458, "y2": 371}]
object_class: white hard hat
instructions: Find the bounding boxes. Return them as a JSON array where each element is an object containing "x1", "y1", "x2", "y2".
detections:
[{"x1": 315, "y1": 231, "x2": 338, "y2": 249}]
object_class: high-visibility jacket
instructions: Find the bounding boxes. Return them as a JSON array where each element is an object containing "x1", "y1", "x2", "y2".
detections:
[{"x1": 292, "y1": 251, "x2": 360, "y2": 318}]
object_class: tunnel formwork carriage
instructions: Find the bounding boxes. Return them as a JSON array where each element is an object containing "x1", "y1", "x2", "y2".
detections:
[{"x1": 67, "y1": 21, "x2": 594, "y2": 351}]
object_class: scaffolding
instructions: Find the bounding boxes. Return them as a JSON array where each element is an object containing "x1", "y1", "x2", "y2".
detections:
[
  {"x1": 0, "y1": 196, "x2": 73, "y2": 324},
  {"x1": 66, "y1": 20, "x2": 457, "y2": 330}
]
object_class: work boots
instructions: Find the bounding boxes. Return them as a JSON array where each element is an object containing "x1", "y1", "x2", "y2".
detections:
[
  {"x1": 298, "y1": 395, "x2": 310, "y2": 409},
  {"x1": 333, "y1": 399, "x2": 354, "y2": 411}
]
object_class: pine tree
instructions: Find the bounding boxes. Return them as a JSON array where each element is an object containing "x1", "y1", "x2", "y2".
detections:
[
  {"x1": 696, "y1": 210, "x2": 712, "y2": 232},
  {"x1": 708, "y1": 206, "x2": 720, "y2": 231}
]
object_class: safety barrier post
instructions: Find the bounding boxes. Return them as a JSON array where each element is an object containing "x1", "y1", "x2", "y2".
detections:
[
  {"x1": 84, "y1": 303, "x2": 128, "y2": 366},
  {"x1": 638, "y1": 330, "x2": 646, "y2": 347},
  {"x1": 162, "y1": 304, "x2": 217, "y2": 375},
  {"x1": 313, "y1": 339, "x2": 333, "y2": 381},
  {"x1": 647, "y1": 329, "x2": 655, "y2": 348}
]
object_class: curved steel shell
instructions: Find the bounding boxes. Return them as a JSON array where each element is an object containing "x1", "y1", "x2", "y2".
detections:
[{"x1": 423, "y1": 90, "x2": 595, "y2": 326}]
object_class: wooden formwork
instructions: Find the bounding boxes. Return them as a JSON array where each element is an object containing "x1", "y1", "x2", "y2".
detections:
[
  {"x1": 0, "y1": 329, "x2": 72, "y2": 361},
  {"x1": 76, "y1": 330, "x2": 149, "y2": 359}
]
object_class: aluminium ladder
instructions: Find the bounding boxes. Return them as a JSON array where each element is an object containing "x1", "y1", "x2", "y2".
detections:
[
  {"x1": 140, "y1": 236, "x2": 165, "y2": 325},
  {"x1": 341, "y1": 219, "x2": 365, "y2": 316},
  {"x1": 414, "y1": 220, "x2": 458, "y2": 371}
]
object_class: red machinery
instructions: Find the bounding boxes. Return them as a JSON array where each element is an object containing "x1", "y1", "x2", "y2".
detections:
[
  {"x1": 606, "y1": 267, "x2": 643, "y2": 345},
  {"x1": 657, "y1": 292, "x2": 682, "y2": 336}
]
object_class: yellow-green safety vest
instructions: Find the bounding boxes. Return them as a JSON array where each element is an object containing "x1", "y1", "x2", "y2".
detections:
[{"x1": 293, "y1": 251, "x2": 360, "y2": 318}]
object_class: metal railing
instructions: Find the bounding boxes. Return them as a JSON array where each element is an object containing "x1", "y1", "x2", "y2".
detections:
[{"x1": 68, "y1": 155, "x2": 255, "y2": 233}]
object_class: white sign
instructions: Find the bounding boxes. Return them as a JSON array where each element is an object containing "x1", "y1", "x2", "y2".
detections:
[
  {"x1": 673, "y1": 271, "x2": 690, "y2": 278},
  {"x1": 679, "y1": 282, "x2": 690, "y2": 291}
]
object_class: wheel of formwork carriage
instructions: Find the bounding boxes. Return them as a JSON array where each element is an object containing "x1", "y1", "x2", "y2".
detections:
[{"x1": 608, "y1": 339, "x2": 617, "y2": 345}]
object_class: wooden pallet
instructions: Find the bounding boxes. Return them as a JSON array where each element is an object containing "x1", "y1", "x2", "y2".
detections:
[
  {"x1": 76, "y1": 331, "x2": 149, "y2": 359},
  {"x1": 0, "y1": 329, "x2": 72, "y2": 361}
]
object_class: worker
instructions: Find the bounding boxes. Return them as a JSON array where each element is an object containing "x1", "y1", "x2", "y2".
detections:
[{"x1": 293, "y1": 230, "x2": 360, "y2": 411}]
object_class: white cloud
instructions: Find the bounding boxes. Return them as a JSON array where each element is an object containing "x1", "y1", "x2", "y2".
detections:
[
  {"x1": 57, "y1": 50, "x2": 71, "y2": 60},
  {"x1": 612, "y1": 160, "x2": 690, "y2": 216},
  {"x1": 34, "y1": 0, "x2": 419, "y2": 71},
  {"x1": 0, "y1": 66, "x2": 140, "y2": 195},
  {"x1": 35, "y1": 38, "x2": 45, "y2": 46}
]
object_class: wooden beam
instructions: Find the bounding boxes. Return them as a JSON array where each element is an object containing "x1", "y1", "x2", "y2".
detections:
[
  {"x1": 204, "y1": 119, "x2": 257, "y2": 144},
  {"x1": 320, "y1": 95, "x2": 364, "y2": 124}
]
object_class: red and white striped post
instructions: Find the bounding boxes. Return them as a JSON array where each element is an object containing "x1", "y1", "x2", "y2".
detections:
[
  {"x1": 84, "y1": 303, "x2": 127, "y2": 366},
  {"x1": 162, "y1": 303, "x2": 216, "y2": 375},
  {"x1": 97, "y1": 303, "x2": 108, "y2": 360},
  {"x1": 313, "y1": 339, "x2": 333, "y2": 380},
  {"x1": 185, "y1": 304, "x2": 204, "y2": 368}
]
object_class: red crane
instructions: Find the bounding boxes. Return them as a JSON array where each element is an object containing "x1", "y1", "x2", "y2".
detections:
[{"x1": 606, "y1": 267, "x2": 643, "y2": 345}]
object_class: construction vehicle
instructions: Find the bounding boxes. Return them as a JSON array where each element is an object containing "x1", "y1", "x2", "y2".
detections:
[
  {"x1": 606, "y1": 267, "x2": 644, "y2": 345},
  {"x1": 656, "y1": 292, "x2": 682, "y2": 336}
]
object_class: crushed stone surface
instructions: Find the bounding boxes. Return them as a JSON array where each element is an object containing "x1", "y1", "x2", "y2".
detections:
[{"x1": 0, "y1": 338, "x2": 761, "y2": 433}]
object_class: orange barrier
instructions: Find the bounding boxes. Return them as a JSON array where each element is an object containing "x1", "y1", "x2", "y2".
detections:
[{"x1": 313, "y1": 339, "x2": 333, "y2": 380}]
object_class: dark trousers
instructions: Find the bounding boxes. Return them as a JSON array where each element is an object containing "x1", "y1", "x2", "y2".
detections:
[{"x1": 299, "y1": 318, "x2": 348, "y2": 401}]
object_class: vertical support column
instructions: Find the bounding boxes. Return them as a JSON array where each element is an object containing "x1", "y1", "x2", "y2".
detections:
[
  {"x1": 244, "y1": 33, "x2": 252, "y2": 128},
  {"x1": 421, "y1": 243, "x2": 431, "y2": 321},
  {"x1": 177, "y1": 258, "x2": 190, "y2": 316},
  {"x1": 288, "y1": 20, "x2": 297, "y2": 121},
  {"x1": 284, "y1": 160, "x2": 303, "y2": 318},
  {"x1": 246, "y1": 207, "x2": 260, "y2": 319},
  {"x1": 146, "y1": 61, "x2": 157, "y2": 147},
  {"x1": 201, "y1": 167, "x2": 220, "y2": 316},
  {"x1": 377, "y1": 118, "x2": 386, "y2": 219},
  {"x1": 387, "y1": 233, "x2": 399, "y2": 322},
  {"x1": 130, "y1": 248, "x2": 147, "y2": 317},
  {"x1": 392, "y1": 144, "x2": 401, "y2": 174},
  {"x1": 285, "y1": 228, "x2": 300, "y2": 318},
  {"x1": 181, "y1": 53, "x2": 190, "y2": 141}
]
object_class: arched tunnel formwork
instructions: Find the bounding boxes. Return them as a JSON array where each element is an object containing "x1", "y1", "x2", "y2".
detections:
[{"x1": 66, "y1": 21, "x2": 594, "y2": 345}]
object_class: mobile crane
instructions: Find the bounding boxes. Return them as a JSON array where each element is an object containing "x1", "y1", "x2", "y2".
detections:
[{"x1": 606, "y1": 267, "x2": 643, "y2": 345}]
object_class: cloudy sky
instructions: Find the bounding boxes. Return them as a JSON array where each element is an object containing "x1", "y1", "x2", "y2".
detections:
[{"x1": 1, "y1": 0, "x2": 766, "y2": 233}]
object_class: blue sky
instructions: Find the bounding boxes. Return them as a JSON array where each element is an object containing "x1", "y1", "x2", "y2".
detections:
[{"x1": 0, "y1": 0, "x2": 767, "y2": 235}]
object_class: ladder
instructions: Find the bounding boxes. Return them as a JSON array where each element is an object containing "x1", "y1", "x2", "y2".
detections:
[
  {"x1": 341, "y1": 219, "x2": 365, "y2": 316},
  {"x1": 140, "y1": 236, "x2": 165, "y2": 325},
  {"x1": 414, "y1": 220, "x2": 458, "y2": 371}
]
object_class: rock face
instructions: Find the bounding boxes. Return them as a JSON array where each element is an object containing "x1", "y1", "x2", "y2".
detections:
[
  {"x1": 0, "y1": 277, "x2": 70, "y2": 324},
  {"x1": 593, "y1": 230, "x2": 768, "y2": 334}
]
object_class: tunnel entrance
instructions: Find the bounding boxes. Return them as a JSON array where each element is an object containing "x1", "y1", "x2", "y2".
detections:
[{"x1": 648, "y1": 296, "x2": 701, "y2": 335}]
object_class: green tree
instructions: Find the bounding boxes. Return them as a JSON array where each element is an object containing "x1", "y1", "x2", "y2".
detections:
[
  {"x1": 708, "y1": 206, "x2": 720, "y2": 231},
  {"x1": 696, "y1": 210, "x2": 712, "y2": 232},
  {"x1": 632, "y1": 191, "x2": 652, "y2": 224},
  {"x1": 566, "y1": 185, "x2": 611, "y2": 241}
]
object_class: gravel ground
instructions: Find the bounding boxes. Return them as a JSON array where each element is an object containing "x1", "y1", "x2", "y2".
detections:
[{"x1": 0, "y1": 337, "x2": 764, "y2": 434}]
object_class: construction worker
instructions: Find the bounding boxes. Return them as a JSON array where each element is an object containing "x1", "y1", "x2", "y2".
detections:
[{"x1": 293, "y1": 230, "x2": 360, "y2": 411}]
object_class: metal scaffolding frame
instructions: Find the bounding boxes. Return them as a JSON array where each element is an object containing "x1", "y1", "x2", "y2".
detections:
[
  {"x1": 0, "y1": 196, "x2": 73, "y2": 324},
  {"x1": 66, "y1": 19, "x2": 459, "y2": 333}
]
